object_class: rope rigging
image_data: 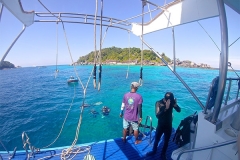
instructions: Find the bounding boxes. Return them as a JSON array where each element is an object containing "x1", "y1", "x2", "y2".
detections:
[
  {"x1": 7, "y1": 1, "x2": 240, "y2": 160},
  {"x1": 126, "y1": 31, "x2": 131, "y2": 79},
  {"x1": 93, "y1": 0, "x2": 98, "y2": 89},
  {"x1": 197, "y1": 21, "x2": 221, "y2": 52},
  {"x1": 195, "y1": 1, "x2": 240, "y2": 73},
  {"x1": 98, "y1": 0, "x2": 103, "y2": 91},
  {"x1": 229, "y1": 36, "x2": 240, "y2": 48},
  {"x1": 197, "y1": 21, "x2": 240, "y2": 73},
  {"x1": 41, "y1": 86, "x2": 77, "y2": 149},
  {"x1": 228, "y1": 36, "x2": 240, "y2": 78},
  {"x1": 17, "y1": 1, "x2": 97, "y2": 159},
  {"x1": 92, "y1": 0, "x2": 106, "y2": 91},
  {"x1": 20, "y1": 86, "x2": 80, "y2": 158},
  {"x1": 139, "y1": 0, "x2": 146, "y2": 86},
  {"x1": 37, "y1": 0, "x2": 152, "y2": 154},
  {"x1": 54, "y1": 20, "x2": 95, "y2": 159},
  {"x1": 147, "y1": 0, "x2": 152, "y2": 20},
  {"x1": 38, "y1": 0, "x2": 93, "y2": 97},
  {"x1": 55, "y1": 20, "x2": 59, "y2": 78},
  {"x1": 228, "y1": 62, "x2": 240, "y2": 78},
  {"x1": 0, "y1": 140, "x2": 10, "y2": 155}
]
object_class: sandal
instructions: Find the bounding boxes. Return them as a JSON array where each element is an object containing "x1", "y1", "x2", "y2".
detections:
[{"x1": 134, "y1": 140, "x2": 142, "y2": 144}]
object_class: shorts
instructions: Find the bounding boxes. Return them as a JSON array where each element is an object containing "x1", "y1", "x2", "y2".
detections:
[{"x1": 123, "y1": 118, "x2": 139, "y2": 131}]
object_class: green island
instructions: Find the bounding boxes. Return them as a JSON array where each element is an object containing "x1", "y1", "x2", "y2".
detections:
[
  {"x1": 0, "y1": 61, "x2": 15, "y2": 70},
  {"x1": 0, "y1": 47, "x2": 211, "y2": 70},
  {"x1": 77, "y1": 46, "x2": 211, "y2": 68}
]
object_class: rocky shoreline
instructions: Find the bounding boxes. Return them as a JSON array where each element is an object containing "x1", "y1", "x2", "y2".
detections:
[
  {"x1": 77, "y1": 59, "x2": 211, "y2": 69},
  {"x1": 0, "y1": 61, "x2": 16, "y2": 70}
]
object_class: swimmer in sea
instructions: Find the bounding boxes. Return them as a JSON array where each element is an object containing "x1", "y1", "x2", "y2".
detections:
[
  {"x1": 90, "y1": 109, "x2": 99, "y2": 117},
  {"x1": 102, "y1": 106, "x2": 110, "y2": 115}
]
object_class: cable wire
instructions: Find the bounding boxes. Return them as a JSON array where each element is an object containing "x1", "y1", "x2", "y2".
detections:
[
  {"x1": 126, "y1": 31, "x2": 131, "y2": 79},
  {"x1": 55, "y1": 20, "x2": 59, "y2": 78},
  {"x1": 93, "y1": 0, "x2": 98, "y2": 89},
  {"x1": 139, "y1": 1, "x2": 146, "y2": 86}
]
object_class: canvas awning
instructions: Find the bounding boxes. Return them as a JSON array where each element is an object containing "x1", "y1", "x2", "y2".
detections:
[
  {"x1": 131, "y1": 0, "x2": 240, "y2": 36},
  {"x1": 224, "y1": 0, "x2": 240, "y2": 14},
  {"x1": 0, "y1": 0, "x2": 34, "y2": 26}
]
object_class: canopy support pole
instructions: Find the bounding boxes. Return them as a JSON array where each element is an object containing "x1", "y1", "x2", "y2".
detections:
[
  {"x1": 140, "y1": 36, "x2": 205, "y2": 110},
  {"x1": 172, "y1": 27, "x2": 176, "y2": 72},
  {"x1": 211, "y1": 0, "x2": 228, "y2": 123},
  {"x1": 0, "y1": 25, "x2": 26, "y2": 65},
  {"x1": 0, "y1": 4, "x2": 3, "y2": 23}
]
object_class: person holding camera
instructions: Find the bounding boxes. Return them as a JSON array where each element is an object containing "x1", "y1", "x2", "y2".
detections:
[{"x1": 146, "y1": 92, "x2": 181, "y2": 160}]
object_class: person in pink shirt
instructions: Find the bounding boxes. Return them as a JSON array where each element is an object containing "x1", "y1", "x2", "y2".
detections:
[{"x1": 120, "y1": 82, "x2": 143, "y2": 144}]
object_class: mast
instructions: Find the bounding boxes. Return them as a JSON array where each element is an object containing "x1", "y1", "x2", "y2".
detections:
[
  {"x1": 0, "y1": 4, "x2": 3, "y2": 23},
  {"x1": 211, "y1": 0, "x2": 228, "y2": 123}
]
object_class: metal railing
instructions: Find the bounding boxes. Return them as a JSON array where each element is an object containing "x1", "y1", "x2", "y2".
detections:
[
  {"x1": 177, "y1": 139, "x2": 237, "y2": 160},
  {"x1": 0, "y1": 140, "x2": 17, "y2": 160},
  {"x1": 204, "y1": 77, "x2": 240, "y2": 115},
  {"x1": 140, "y1": 37, "x2": 205, "y2": 110},
  {"x1": 224, "y1": 78, "x2": 240, "y2": 103},
  {"x1": 142, "y1": 115, "x2": 153, "y2": 144}
]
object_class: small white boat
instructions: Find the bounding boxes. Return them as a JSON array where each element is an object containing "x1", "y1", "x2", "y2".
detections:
[{"x1": 67, "y1": 76, "x2": 78, "y2": 83}]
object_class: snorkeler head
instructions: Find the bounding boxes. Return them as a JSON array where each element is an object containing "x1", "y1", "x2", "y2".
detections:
[{"x1": 164, "y1": 92, "x2": 175, "y2": 103}]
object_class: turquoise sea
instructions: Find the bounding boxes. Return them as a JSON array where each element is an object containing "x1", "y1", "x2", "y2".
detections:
[{"x1": 0, "y1": 65, "x2": 238, "y2": 152}]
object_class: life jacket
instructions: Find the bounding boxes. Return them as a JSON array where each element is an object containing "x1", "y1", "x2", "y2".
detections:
[
  {"x1": 207, "y1": 76, "x2": 219, "y2": 109},
  {"x1": 210, "y1": 76, "x2": 219, "y2": 98},
  {"x1": 173, "y1": 112, "x2": 198, "y2": 148}
]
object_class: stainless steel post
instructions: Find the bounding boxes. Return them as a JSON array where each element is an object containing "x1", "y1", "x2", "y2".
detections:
[
  {"x1": 0, "y1": 25, "x2": 26, "y2": 64},
  {"x1": 172, "y1": 27, "x2": 176, "y2": 72},
  {"x1": 0, "y1": 4, "x2": 3, "y2": 23},
  {"x1": 231, "y1": 105, "x2": 240, "y2": 131},
  {"x1": 140, "y1": 37, "x2": 205, "y2": 110},
  {"x1": 224, "y1": 80, "x2": 232, "y2": 105},
  {"x1": 211, "y1": 0, "x2": 228, "y2": 123}
]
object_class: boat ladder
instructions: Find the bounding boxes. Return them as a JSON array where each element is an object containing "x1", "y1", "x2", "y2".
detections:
[{"x1": 140, "y1": 115, "x2": 154, "y2": 144}]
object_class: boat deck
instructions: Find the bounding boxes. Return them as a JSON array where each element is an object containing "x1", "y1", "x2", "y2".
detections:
[{"x1": 0, "y1": 129, "x2": 178, "y2": 160}]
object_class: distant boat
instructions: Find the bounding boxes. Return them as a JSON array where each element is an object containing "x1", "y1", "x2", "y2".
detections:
[{"x1": 67, "y1": 76, "x2": 78, "y2": 83}]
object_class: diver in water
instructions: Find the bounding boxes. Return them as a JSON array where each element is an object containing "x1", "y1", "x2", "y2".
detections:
[
  {"x1": 90, "y1": 109, "x2": 99, "y2": 117},
  {"x1": 102, "y1": 106, "x2": 110, "y2": 115}
]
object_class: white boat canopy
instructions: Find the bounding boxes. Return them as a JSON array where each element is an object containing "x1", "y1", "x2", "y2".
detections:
[
  {"x1": 131, "y1": 0, "x2": 240, "y2": 36},
  {"x1": 225, "y1": 0, "x2": 240, "y2": 14},
  {"x1": 0, "y1": 0, "x2": 34, "y2": 27}
]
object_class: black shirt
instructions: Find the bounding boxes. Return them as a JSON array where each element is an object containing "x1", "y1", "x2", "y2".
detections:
[{"x1": 155, "y1": 98, "x2": 181, "y2": 126}]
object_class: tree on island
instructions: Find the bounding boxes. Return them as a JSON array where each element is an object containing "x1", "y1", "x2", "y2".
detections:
[
  {"x1": 77, "y1": 46, "x2": 211, "y2": 68},
  {"x1": 0, "y1": 61, "x2": 15, "y2": 70},
  {"x1": 77, "y1": 46, "x2": 171, "y2": 65}
]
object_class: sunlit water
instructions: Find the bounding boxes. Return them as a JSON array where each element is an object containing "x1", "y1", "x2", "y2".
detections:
[{"x1": 0, "y1": 65, "x2": 238, "y2": 151}]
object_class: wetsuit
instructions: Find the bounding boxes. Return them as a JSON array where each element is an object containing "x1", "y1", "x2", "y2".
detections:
[{"x1": 153, "y1": 98, "x2": 181, "y2": 156}]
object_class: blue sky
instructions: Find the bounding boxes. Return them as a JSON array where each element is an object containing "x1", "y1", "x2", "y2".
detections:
[{"x1": 0, "y1": 0, "x2": 239, "y2": 69}]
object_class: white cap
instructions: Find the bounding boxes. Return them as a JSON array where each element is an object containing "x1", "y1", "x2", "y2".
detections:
[{"x1": 131, "y1": 82, "x2": 140, "y2": 88}]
